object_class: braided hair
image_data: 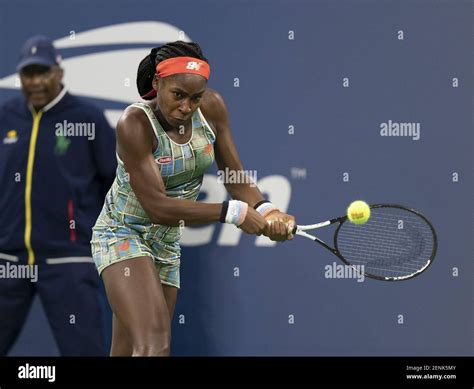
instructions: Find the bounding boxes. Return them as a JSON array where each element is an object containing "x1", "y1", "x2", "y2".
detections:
[{"x1": 137, "y1": 41, "x2": 208, "y2": 100}]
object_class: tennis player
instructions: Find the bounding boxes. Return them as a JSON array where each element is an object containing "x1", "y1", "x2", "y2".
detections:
[{"x1": 91, "y1": 41, "x2": 295, "y2": 356}]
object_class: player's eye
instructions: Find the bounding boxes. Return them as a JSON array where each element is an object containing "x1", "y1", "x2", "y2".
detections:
[
  {"x1": 192, "y1": 96, "x2": 202, "y2": 102},
  {"x1": 173, "y1": 91, "x2": 183, "y2": 98}
]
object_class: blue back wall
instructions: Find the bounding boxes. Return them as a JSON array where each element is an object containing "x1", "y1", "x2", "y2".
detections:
[{"x1": 0, "y1": 0, "x2": 472, "y2": 356}]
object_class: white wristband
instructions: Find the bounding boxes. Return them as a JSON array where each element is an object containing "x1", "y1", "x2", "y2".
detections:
[
  {"x1": 255, "y1": 201, "x2": 279, "y2": 217},
  {"x1": 225, "y1": 200, "x2": 248, "y2": 226}
]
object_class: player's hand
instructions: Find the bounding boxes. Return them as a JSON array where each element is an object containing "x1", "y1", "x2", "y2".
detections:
[
  {"x1": 263, "y1": 211, "x2": 296, "y2": 242},
  {"x1": 239, "y1": 207, "x2": 268, "y2": 235}
]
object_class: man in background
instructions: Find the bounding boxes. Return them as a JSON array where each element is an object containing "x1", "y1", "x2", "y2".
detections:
[{"x1": 0, "y1": 35, "x2": 116, "y2": 355}]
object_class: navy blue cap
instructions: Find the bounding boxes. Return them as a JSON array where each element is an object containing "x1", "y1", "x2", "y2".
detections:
[{"x1": 17, "y1": 35, "x2": 62, "y2": 72}]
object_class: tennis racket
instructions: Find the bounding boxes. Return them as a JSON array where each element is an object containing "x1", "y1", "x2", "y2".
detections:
[{"x1": 292, "y1": 204, "x2": 437, "y2": 281}]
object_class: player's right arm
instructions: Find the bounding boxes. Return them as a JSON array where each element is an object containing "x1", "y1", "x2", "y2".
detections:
[{"x1": 116, "y1": 107, "x2": 266, "y2": 234}]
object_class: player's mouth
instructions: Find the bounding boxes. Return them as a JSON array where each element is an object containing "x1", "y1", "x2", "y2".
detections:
[{"x1": 172, "y1": 116, "x2": 187, "y2": 123}]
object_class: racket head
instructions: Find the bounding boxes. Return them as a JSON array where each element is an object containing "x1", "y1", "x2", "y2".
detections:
[{"x1": 333, "y1": 204, "x2": 437, "y2": 281}]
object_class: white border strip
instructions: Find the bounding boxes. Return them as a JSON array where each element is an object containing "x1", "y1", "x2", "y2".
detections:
[
  {"x1": 0, "y1": 252, "x2": 19, "y2": 262},
  {"x1": 46, "y1": 256, "x2": 94, "y2": 265}
]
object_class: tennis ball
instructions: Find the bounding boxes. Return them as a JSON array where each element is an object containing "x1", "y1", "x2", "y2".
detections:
[{"x1": 347, "y1": 200, "x2": 371, "y2": 224}]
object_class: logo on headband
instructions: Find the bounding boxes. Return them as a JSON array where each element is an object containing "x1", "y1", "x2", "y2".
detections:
[
  {"x1": 186, "y1": 61, "x2": 202, "y2": 70},
  {"x1": 156, "y1": 57, "x2": 210, "y2": 80}
]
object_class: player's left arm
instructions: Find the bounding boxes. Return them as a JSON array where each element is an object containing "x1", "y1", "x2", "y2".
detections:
[{"x1": 200, "y1": 88, "x2": 294, "y2": 241}]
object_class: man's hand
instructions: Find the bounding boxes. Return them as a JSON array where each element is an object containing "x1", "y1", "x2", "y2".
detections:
[{"x1": 263, "y1": 210, "x2": 296, "y2": 242}]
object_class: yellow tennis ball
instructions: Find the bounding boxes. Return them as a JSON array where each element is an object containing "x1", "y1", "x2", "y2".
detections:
[{"x1": 347, "y1": 200, "x2": 371, "y2": 224}]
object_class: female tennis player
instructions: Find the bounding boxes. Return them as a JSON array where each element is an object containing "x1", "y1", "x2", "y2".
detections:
[{"x1": 91, "y1": 41, "x2": 295, "y2": 356}]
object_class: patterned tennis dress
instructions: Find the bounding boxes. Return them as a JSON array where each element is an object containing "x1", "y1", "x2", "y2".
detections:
[{"x1": 91, "y1": 102, "x2": 216, "y2": 288}]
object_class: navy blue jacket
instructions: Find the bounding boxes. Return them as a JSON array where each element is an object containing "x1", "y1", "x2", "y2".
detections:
[{"x1": 0, "y1": 89, "x2": 116, "y2": 264}]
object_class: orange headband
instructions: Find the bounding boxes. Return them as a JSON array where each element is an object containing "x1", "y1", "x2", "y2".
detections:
[
  {"x1": 141, "y1": 56, "x2": 210, "y2": 99},
  {"x1": 157, "y1": 56, "x2": 210, "y2": 79}
]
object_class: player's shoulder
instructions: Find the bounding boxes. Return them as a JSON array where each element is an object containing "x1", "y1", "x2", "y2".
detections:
[
  {"x1": 200, "y1": 88, "x2": 227, "y2": 128},
  {"x1": 201, "y1": 88, "x2": 226, "y2": 111},
  {"x1": 119, "y1": 103, "x2": 149, "y2": 127},
  {"x1": 116, "y1": 103, "x2": 152, "y2": 139},
  {"x1": 116, "y1": 104, "x2": 154, "y2": 151}
]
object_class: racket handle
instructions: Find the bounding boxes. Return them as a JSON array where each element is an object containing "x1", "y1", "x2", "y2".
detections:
[{"x1": 291, "y1": 225, "x2": 297, "y2": 234}]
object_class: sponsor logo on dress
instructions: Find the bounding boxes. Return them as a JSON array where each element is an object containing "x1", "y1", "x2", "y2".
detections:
[{"x1": 156, "y1": 156, "x2": 172, "y2": 164}]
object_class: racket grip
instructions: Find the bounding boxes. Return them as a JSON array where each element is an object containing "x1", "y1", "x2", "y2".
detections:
[{"x1": 291, "y1": 225, "x2": 297, "y2": 234}]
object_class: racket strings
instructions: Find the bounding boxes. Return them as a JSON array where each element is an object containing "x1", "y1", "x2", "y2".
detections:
[
  {"x1": 336, "y1": 208, "x2": 435, "y2": 280},
  {"x1": 339, "y1": 235, "x2": 431, "y2": 275},
  {"x1": 338, "y1": 226, "x2": 425, "y2": 257},
  {"x1": 338, "y1": 231, "x2": 427, "y2": 263}
]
